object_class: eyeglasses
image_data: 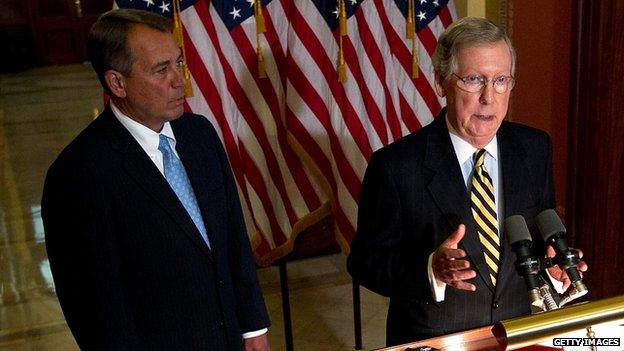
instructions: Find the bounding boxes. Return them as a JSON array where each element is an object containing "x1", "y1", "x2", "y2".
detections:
[{"x1": 453, "y1": 73, "x2": 515, "y2": 94}]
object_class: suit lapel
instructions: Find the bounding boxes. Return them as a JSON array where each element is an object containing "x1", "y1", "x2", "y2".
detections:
[
  {"x1": 496, "y1": 123, "x2": 529, "y2": 294},
  {"x1": 172, "y1": 123, "x2": 223, "y2": 252},
  {"x1": 423, "y1": 114, "x2": 495, "y2": 293},
  {"x1": 103, "y1": 109, "x2": 213, "y2": 260}
]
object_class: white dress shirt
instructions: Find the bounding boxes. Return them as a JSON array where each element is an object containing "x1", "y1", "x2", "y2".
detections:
[{"x1": 110, "y1": 103, "x2": 267, "y2": 339}]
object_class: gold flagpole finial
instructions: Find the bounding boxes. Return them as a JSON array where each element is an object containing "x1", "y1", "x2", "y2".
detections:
[
  {"x1": 257, "y1": 41, "x2": 267, "y2": 79},
  {"x1": 407, "y1": 0, "x2": 418, "y2": 78},
  {"x1": 172, "y1": 0, "x2": 194, "y2": 97},
  {"x1": 255, "y1": 0, "x2": 267, "y2": 79},
  {"x1": 338, "y1": 36, "x2": 347, "y2": 82},
  {"x1": 406, "y1": 0, "x2": 415, "y2": 39},
  {"x1": 337, "y1": 0, "x2": 348, "y2": 82},
  {"x1": 255, "y1": 0, "x2": 266, "y2": 34},
  {"x1": 339, "y1": 0, "x2": 347, "y2": 36},
  {"x1": 412, "y1": 38, "x2": 419, "y2": 78}
]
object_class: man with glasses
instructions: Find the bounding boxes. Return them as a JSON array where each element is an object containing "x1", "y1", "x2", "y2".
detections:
[{"x1": 348, "y1": 17, "x2": 582, "y2": 346}]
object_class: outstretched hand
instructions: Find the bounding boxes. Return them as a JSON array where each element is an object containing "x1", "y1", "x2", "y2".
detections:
[
  {"x1": 432, "y1": 224, "x2": 477, "y2": 291},
  {"x1": 545, "y1": 245, "x2": 588, "y2": 291}
]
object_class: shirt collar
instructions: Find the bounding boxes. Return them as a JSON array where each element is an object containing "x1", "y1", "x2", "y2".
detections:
[
  {"x1": 110, "y1": 102, "x2": 176, "y2": 152},
  {"x1": 445, "y1": 113, "x2": 498, "y2": 165}
]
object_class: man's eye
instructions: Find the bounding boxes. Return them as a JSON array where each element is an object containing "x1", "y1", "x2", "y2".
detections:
[
  {"x1": 465, "y1": 75, "x2": 483, "y2": 85},
  {"x1": 157, "y1": 67, "x2": 167, "y2": 74},
  {"x1": 494, "y1": 76, "x2": 508, "y2": 85},
  {"x1": 176, "y1": 60, "x2": 184, "y2": 68}
]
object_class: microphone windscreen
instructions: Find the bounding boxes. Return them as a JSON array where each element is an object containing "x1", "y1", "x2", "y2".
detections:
[
  {"x1": 505, "y1": 215, "x2": 532, "y2": 244},
  {"x1": 536, "y1": 209, "x2": 566, "y2": 241}
]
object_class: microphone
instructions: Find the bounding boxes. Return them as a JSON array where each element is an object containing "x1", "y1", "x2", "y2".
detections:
[
  {"x1": 505, "y1": 215, "x2": 557, "y2": 311},
  {"x1": 536, "y1": 209, "x2": 588, "y2": 306}
]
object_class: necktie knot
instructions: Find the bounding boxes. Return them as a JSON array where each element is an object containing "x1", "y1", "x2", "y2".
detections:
[
  {"x1": 158, "y1": 134, "x2": 173, "y2": 156},
  {"x1": 474, "y1": 149, "x2": 487, "y2": 169}
]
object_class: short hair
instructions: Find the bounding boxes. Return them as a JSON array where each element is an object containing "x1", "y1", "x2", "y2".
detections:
[
  {"x1": 432, "y1": 17, "x2": 516, "y2": 82},
  {"x1": 87, "y1": 8, "x2": 172, "y2": 93}
]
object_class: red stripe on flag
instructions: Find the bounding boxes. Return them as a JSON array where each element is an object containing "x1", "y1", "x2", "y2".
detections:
[
  {"x1": 286, "y1": 57, "x2": 362, "y2": 203},
  {"x1": 182, "y1": 29, "x2": 261, "y2": 233},
  {"x1": 353, "y1": 7, "x2": 402, "y2": 142},
  {"x1": 227, "y1": 25, "x2": 321, "y2": 212},
  {"x1": 286, "y1": 108, "x2": 356, "y2": 240},
  {"x1": 439, "y1": 5, "x2": 454, "y2": 27},
  {"x1": 290, "y1": 4, "x2": 373, "y2": 161},
  {"x1": 195, "y1": 2, "x2": 299, "y2": 227},
  {"x1": 372, "y1": 0, "x2": 441, "y2": 117},
  {"x1": 399, "y1": 92, "x2": 423, "y2": 132}
]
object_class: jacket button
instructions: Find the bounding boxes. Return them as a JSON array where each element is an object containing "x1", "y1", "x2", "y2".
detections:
[{"x1": 492, "y1": 301, "x2": 500, "y2": 309}]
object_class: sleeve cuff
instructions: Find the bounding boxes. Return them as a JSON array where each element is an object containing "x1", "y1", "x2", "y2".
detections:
[
  {"x1": 242, "y1": 328, "x2": 268, "y2": 339},
  {"x1": 428, "y1": 252, "x2": 446, "y2": 302}
]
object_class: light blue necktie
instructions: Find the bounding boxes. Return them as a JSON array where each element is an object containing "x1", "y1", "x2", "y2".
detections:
[{"x1": 158, "y1": 134, "x2": 210, "y2": 248}]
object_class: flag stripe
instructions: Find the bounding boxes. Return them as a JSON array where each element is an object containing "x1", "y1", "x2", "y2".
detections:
[{"x1": 353, "y1": 4, "x2": 403, "y2": 142}]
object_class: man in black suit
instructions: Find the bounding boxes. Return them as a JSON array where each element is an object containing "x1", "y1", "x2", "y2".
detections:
[
  {"x1": 42, "y1": 9, "x2": 270, "y2": 350},
  {"x1": 347, "y1": 17, "x2": 586, "y2": 346}
]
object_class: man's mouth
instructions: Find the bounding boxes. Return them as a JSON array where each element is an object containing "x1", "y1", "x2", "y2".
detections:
[{"x1": 473, "y1": 114, "x2": 495, "y2": 121}]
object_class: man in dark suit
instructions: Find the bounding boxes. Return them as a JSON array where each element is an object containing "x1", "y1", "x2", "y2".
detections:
[
  {"x1": 42, "y1": 9, "x2": 270, "y2": 350},
  {"x1": 347, "y1": 17, "x2": 586, "y2": 346}
]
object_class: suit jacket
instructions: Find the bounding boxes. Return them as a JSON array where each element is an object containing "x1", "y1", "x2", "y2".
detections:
[
  {"x1": 42, "y1": 106, "x2": 269, "y2": 350},
  {"x1": 347, "y1": 110, "x2": 555, "y2": 346}
]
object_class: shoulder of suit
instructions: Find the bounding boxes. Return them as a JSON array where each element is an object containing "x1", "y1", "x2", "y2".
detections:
[
  {"x1": 499, "y1": 120, "x2": 551, "y2": 144},
  {"x1": 371, "y1": 118, "x2": 439, "y2": 161},
  {"x1": 51, "y1": 114, "x2": 112, "y2": 169},
  {"x1": 171, "y1": 113, "x2": 216, "y2": 135}
]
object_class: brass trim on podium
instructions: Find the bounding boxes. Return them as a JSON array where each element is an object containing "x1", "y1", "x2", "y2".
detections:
[
  {"x1": 375, "y1": 294, "x2": 624, "y2": 351},
  {"x1": 495, "y1": 294, "x2": 624, "y2": 350}
]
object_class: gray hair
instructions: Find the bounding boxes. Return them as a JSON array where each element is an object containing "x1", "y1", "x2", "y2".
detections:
[
  {"x1": 432, "y1": 17, "x2": 516, "y2": 82},
  {"x1": 87, "y1": 8, "x2": 172, "y2": 93}
]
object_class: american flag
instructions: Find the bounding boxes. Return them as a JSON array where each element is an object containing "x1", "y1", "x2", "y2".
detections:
[{"x1": 114, "y1": 0, "x2": 456, "y2": 266}]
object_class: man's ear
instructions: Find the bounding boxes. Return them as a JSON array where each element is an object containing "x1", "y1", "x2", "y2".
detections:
[
  {"x1": 104, "y1": 70, "x2": 127, "y2": 98},
  {"x1": 434, "y1": 73, "x2": 447, "y2": 97}
]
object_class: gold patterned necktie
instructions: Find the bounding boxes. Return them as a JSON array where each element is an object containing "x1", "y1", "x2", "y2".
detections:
[{"x1": 470, "y1": 149, "x2": 500, "y2": 287}]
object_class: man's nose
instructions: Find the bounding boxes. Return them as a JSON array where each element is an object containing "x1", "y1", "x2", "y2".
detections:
[
  {"x1": 479, "y1": 82, "x2": 494, "y2": 104},
  {"x1": 172, "y1": 65, "x2": 185, "y2": 88}
]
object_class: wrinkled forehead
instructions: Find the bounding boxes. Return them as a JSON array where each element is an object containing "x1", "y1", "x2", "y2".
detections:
[
  {"x1": 455, "y1": 41, "x2": 513, "y2": 72},
  {"x1": 127, "y1": 25, "x2": 179, "y2": 67}
]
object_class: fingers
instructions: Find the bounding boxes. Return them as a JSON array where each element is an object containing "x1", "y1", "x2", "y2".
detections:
[
  {"x1": 548, "y1": 246, "x2": 588, "y2": 273},
  {"x1": 578, "y1": 260, "x2": 588, "y2": 273},
  {"x1": 450, "y1": 280, "x2": 477, "y2": 291},
  {"x1": 575, "y1": 248, "x2": 583, "y2": 259},
  {"x1": 438, "y1": 248, "x2": 467, "y2": 260},
  {"x1": 442, "y1": 224, "x2": 466, "y2": 249},
  {"x1": 438, "y1": 265, "x2": 477, "y2": 282},
  {"x1": 433, "y1": 224, "x2": 476, "y2": 291},
  {"x1": 546, "y1": 245, "x2": 556, "y2": 258}
]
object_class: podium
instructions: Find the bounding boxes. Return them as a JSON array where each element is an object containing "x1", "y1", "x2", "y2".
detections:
[{"x1": 375, "y1": 294, "x2": 624, "y2": 351}]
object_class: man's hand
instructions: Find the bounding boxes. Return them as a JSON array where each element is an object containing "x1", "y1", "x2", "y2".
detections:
[
  {"x1": 432, "y1": 224, "x2": 477, "y2": 291},
  {"x1": 244, "y1": 333, "x2": 270, "y2": 351},
  {"x1": 545, "y1": 246, "x2": 588, "y2": 291}
]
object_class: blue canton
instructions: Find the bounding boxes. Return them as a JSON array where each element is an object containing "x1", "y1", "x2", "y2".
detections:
[
  {"x1": 116, "y1": 0, "x2": 196, "y2": 18},
  {"x1": 310, "y1": 0, "x2": 448, "y2": 31},
  {"x1": 394, "y1": 0, "x2": 450, "y2": 31},
  {"x1": 116, "y1": 0, "x2": 275, "y2": 30}
]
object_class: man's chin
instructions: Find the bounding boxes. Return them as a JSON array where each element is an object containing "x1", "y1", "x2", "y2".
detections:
[{"x1": 167, "y1": 108, "x2": 185, "y2": 121}]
